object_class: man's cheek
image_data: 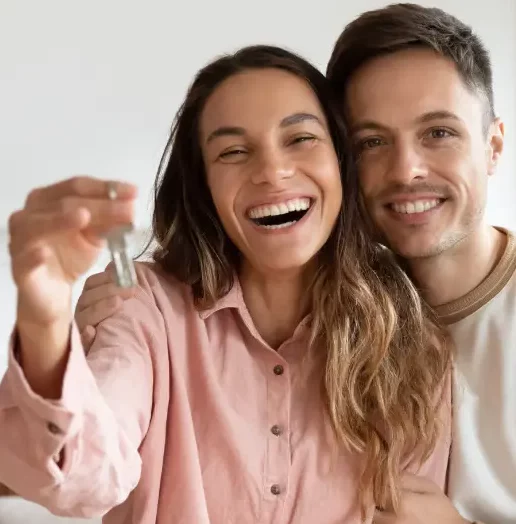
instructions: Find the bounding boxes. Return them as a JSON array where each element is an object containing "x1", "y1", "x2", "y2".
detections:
[
  {"x1": 358, "y1": 172, "x2": 380, "y2": 197},
  {"x1": 362, "y1": 191, "x2": 379, "y2": 214}
]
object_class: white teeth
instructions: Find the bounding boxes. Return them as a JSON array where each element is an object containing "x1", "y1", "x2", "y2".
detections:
[
  {"x1": 262, "y1": 221, "x2": 296, "y2": 229},
  {"x1": 391, "y1": 199, "x2": 440, "y2": 214},
  {"x1": 248, "y1": 197, "x2": 311, "y2": 219}
]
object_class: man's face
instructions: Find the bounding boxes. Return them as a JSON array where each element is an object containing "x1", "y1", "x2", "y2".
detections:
[{"x1": 345, "y1": 47, "x2": 504, "y2": 259}]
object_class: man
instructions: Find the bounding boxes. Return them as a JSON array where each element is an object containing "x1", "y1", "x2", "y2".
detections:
[
  {"x1": 74, "y1": 3, "x2": 514, "y2": 523},
  {"x1": 326, "y1": 3, "x2": 514, "y2": 524}
]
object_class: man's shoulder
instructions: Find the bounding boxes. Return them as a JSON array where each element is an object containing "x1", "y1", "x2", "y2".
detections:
[{"x1": 436, "y1": 226, "x2": 516, "y2": 324}]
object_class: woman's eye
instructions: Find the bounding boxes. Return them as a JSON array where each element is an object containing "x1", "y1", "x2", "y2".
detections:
[
  {"x1": 219, "y1": 149, "x2": 247, "y2": 159},
  {"x1": 292, "y1": 135, "x2": 315, "y2": 144}
]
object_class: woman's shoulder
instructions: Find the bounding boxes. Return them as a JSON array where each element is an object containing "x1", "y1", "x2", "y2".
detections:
[
  {"x1": 129, "y1": 261, "x2": 240, "y2": 324},
  {"x1": 132, "y1": 261, "x2": 198, "y2": 315}
]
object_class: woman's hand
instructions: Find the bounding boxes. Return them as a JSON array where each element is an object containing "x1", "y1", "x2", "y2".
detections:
[{"x1": 9, "y1": 175, "x2": 137, "y2": 396}]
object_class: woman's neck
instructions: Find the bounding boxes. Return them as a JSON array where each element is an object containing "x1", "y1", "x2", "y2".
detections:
[{"x1": 239, "y1": 263, "x2": 313, "y2": 349}]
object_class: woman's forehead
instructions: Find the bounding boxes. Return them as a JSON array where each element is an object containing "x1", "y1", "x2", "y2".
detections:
[{"x1": 200, "y1": 69, "x2": 325, "y2": 141}]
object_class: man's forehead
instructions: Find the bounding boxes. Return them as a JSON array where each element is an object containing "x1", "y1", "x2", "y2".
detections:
[{"x1": 344, "y1": 48, "x2": 483, "y2": 127}]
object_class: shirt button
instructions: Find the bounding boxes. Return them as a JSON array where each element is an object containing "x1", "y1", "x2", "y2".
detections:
[
  {"x1": 273, "y1": 365, "x2": 284, "y2": 375},
  {"x1": 271, "y1": 425, "x2": 282, "y2": 436},
  {"x1": 46, "y1": 422, "x2": 62, "y2": 435},
  {"x1": 270, "y1": 484, "x2": 281, "y2": 495}
]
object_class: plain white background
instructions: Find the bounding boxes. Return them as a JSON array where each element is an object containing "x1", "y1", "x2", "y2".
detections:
[{"x1": 0, "y1": 1, "x2": 514, "y2": 522}]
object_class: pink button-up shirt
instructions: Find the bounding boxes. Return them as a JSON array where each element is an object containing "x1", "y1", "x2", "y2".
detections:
[{"x1": 0, "y1": 263, "x2": 451, "y2": 523}]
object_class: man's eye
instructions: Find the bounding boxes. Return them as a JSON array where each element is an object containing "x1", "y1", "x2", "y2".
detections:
[
  {"x1": 358, "y1": 137, "x2": 385, "y2": 150},
  {"x1": 429, "y1": 128, "x2": 453, "y2": 139}
]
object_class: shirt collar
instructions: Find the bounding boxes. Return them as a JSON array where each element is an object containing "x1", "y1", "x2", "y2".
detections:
[
  {"x1": 198, "y1": 275, "x2": 312, "y2": 348},
  {"x1": 198, "y1": 275, "x2": 244, "y2": 320}
]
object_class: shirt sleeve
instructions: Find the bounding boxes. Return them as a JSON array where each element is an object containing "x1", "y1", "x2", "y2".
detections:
[{"x1": 0, "y1": 286, "x2": 161, "y2": 518}]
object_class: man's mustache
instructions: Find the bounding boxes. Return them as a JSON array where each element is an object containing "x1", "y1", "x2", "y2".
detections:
[{"x1": 373, "y1": 183, "x2": 451, "y2": 201}]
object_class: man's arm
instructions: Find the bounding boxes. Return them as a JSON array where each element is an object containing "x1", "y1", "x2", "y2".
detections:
[{"x1": 373, "y1": 474, "x2": 471, "y2": 524}]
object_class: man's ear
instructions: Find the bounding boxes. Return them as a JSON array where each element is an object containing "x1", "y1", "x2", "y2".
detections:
[{"x1": 487, "y1": 117, "x2": 504, "y2": 176}]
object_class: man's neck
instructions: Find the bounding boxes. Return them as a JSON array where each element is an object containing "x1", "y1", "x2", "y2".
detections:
[{"x1": 408, "y1": 225, "x2": 506, "y2": 307}]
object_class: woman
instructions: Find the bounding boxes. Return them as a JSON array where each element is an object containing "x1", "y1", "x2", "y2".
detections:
[{"x1": 0, "y1": 45, "x2": 451, "y2": 523}]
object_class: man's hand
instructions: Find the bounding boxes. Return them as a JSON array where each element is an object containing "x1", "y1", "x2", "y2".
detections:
[
  {"x1": 373, "y1": 474, "x2": 471, "y2": 524},
  {"x1": 75, "y1": 268, "x2": 135, "y2": 349}
]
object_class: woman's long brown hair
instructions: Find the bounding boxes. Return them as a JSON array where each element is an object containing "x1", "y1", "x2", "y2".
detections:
[{"x1": 148, "y1": 45, "x2": 451, "y2": 514}]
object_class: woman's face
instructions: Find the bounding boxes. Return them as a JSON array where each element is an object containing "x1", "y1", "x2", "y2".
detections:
[{"x1": 200, "y1": 68, "x2": 342, "y2": 275}]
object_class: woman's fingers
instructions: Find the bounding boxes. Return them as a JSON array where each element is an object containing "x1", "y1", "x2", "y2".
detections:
[
  {"x1": 8, "y1": 207, "x2": 91, "y2": 255},
  {"x1": 25, "y1": 177, "x2": 137, "y2": 209},
  {"x1": 24, "y1": 196, "x2": 134, "y2": 229},
  {"x1": 9, "y1": 198, "x2": 134, "y2": 258}
]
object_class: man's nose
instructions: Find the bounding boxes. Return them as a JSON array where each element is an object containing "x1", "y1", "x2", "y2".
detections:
[{"x1": 386, "y1": 141, "x2": 429, "y2": 184}]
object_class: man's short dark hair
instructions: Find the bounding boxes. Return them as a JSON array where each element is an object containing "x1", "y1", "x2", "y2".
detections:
[{"x1": 326, "y1": 3, "x2": 495, "y2": 120}]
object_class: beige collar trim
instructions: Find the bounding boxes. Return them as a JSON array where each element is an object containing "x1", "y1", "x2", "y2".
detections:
[{"x1": 435, "y1": 228, "x2": 516, "y2": 325}]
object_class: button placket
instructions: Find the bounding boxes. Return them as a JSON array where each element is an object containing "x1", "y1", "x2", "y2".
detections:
[
  {"x1": 270, "y1": 424, "x2": 282, "y2": 436},
  {"x1": 273, "y1": 364, "x2": 284, "y2": 376},
  {"x1": 270, "y1": 484, "x2": 281, "y2": 496},
  {"x1": 46, "y1": 422, "x2": 63, "y2": 435},
  {"x1": 264, "y1": 359, "x2": 290, "y2": 503}
]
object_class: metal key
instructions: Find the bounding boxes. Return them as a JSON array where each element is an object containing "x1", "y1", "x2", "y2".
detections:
[{"x1": 106, "y1": 182, "x2": 137, "y2": 288}]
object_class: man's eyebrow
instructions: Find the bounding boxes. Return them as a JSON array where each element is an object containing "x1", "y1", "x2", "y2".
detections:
[
  {"x1": 205, "y1": 112, "x2": 323, "y2": 144},
  {"x1": 350, "y1": 110, "x2": 463, "y2": 135},
  {"x1": 416, "y1": 110, "x2": 463, "y2": 124},
  {"x1": 350, "y1": 120, "x2": 388, "y2": 135}
]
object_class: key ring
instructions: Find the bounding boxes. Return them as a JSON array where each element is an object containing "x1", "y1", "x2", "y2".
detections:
[{"x1": 107, "y1": 181, "x2": 118, "y2": 201}]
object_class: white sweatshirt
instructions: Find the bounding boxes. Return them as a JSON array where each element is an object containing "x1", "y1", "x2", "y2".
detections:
[{"x1": 436, "y1": 228, "x2": 516, "y2": 524}]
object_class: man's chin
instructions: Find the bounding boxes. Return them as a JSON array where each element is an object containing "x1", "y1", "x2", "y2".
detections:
[{"x1": 383, "y1": 234, "x2": 445, "y2": 260}]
